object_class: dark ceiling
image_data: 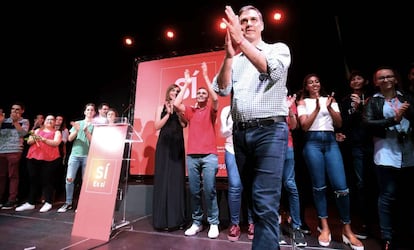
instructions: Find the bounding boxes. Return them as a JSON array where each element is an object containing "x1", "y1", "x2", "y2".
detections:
[{"x1": 1, "y1": 1, "x2": 413, "y2": 120}]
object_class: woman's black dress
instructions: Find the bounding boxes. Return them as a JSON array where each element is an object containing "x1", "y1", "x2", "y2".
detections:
[{"x1": 152, "y1": 107, "x2": 187, "y2": 230}]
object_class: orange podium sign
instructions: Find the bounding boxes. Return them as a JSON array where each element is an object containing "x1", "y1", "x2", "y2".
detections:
[{"x1": 71, "y1": 123, "x2": 129, "y2": 242}]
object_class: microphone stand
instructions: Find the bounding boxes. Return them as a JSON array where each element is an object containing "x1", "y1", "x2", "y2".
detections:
[{"x1": 121, "y1": 104, "x2": 133, "y2": 124}]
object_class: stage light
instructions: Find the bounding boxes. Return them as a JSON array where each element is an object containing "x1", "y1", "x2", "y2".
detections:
[
  {"x1": 219, "y1": 21, "x2": 227, "y2": 30},
  {"x1": 123, "y1": 36, "x2": 134, "y2": 47},
  {"x1": 165, "y1": 30, "x2": 175, "y2": 39},
  {"x1": 125, "y1": 38, "x2": 133, "y2": 45},
  {"x1": 272, "y1": 10, "x2": 284, "y2": 23}
]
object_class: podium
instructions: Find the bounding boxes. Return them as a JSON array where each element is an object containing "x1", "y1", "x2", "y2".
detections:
[{"x1": 71, "y1": 122, "x2": 142, "y2": 242}]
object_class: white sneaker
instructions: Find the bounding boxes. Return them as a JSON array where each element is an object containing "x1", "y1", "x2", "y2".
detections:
[
  {"x1": 39, "y1": 202, "x2": 52, "y2": 213},
  {"x1": 184, "y1": 224, "x2": 203, "y2": 236},
  {"x1": 208, "y1": 224, "x2": 219, "y2": 239},
  {"x1": 15, "y1": 202, "x2": 35, "y2": 212},
  {"x1": 279, "y1": 234, "x2": 288, "y2": 245},
  {"x1": 57, "y1": 203, "x2": 72, "y2": 213}
]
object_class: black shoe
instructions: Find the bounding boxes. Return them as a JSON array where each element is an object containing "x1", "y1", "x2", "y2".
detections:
[
  {"x1": 299, "y1": 223, "x2": 311, "y2": 235},
  {"x1": 1, "y1": 201, "x2": 16, "y2": 210},
  {"x1": 292, "y1": 228, "x2": 307, "y2": 247},
  {"x1": 354, "y1": 225, "x2": 369, "y2": 240}
]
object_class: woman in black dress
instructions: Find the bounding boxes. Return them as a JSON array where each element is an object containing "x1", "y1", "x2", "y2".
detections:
[{"x1": 152, "y1": 83, "x2": 187, "y2": 231}]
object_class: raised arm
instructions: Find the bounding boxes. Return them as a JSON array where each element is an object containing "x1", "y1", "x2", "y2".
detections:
[
  {"x1": 174, "y1": 69, "x2": 191, "y2": 114},
  {"x1": 202, "y1": 62, "x2": 219, "y2": 111}
]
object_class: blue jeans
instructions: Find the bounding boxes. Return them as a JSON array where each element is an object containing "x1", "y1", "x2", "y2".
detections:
[
  {"x1": 302, "y1": 131, "x2": 351, "y2": 224},
  {"x1": 233, "y1": 122, "x2": 287, "y2": 250},
  {"x1": 376, "y1": 165, "x2": 397, "y2": 241},
  {"x1": 65, "y1": 155, "x2": 88, "y2": 204},
  {"x1": 225, "y1": 149, "x2": 253, "y2": 225},
  {"x1": 186, "y1": 154, "x2": 219, "y2": 225},
  {"x1": 281, "y1": 146, "x2": 302, "y2": 229}
]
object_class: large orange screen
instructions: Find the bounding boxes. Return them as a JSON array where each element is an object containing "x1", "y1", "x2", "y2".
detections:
[{"x1": 130, "y1": 50, "x2": 230, "y2": 177}]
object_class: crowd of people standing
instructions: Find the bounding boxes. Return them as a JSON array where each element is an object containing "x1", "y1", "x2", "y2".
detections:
[
  {"x1": 0, "y1": 102, "x2": 121, "y2": 214},
  {"x1": 1, "y1": 4, "x2": 413, "y2": 250},
  {"x1": 150, "y1": 5, "x2": 413, "y2": 250}
]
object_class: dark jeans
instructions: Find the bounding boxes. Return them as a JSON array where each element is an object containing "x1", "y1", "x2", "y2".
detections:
[
  {"x1": 351, "y1": 145, "x2": 377, "y2": 225},
  {"x1": 233, "y1": 121, "x2": 288, "y2": 250},
  {"x1": 376, "y1": 165, "x2": 414, "y2": 241}
]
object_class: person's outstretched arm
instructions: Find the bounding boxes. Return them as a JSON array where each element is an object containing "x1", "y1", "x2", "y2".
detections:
[{"x1": 174, "y1": 69, "x2": 191, "y2": 114}]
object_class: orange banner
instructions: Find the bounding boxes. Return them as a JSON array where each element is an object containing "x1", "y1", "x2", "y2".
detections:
[
  {"x1": 130, "y1": 50, "x2": 230, "y2": 177},
  {"x1": 72, "y1": 123, "x2": 129, "y2": 241}
]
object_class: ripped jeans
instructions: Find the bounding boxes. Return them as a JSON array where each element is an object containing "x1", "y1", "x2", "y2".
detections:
[
  {"x1": 302, "y1": 131, "x2": 351, "y2": 224},
  {"x1": 64, "y1": 155, "x2": 88, "y2": 205}
]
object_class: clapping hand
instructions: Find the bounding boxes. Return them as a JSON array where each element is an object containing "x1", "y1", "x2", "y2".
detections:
[
  {"x1": 165, "y1": 101, "x2": 174, "y2": 114},
  {"x1": 27, "y1": 131, "x2": 41, "y2": 146},
  {"x1": 83, "y1": 122, "x2": 91, "y2": 132},
  {"x1": 350, "y1": 94, "x2": 361, "y2": 105},
  {"x1": 223, "y1": 6, "x2": 244, "y2": 48},
  {"x1": 70, "y1": 121, "x2": 80, "y2": 131},
  {"x1": 286, "y1": 94, "x2": 297, "y2": 108},
  {"x1": 222, "y1": 6, "x2": 244, "y2": 56},
  {"x1": 395, "y1": 101, "x2": 410, "y2": 122},
  {"x1": 326, "y1": 92, "x2": 336, "y2": 108}
]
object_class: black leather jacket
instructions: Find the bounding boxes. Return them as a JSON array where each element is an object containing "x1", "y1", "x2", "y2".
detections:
[{"x1": 363, "y1": 92, "x2": 414, "y2": 141}]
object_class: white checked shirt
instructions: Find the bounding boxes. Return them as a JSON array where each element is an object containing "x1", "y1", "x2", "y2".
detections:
[{"x1": 213, "y1": 40, "x2": 291, "y2": 123}]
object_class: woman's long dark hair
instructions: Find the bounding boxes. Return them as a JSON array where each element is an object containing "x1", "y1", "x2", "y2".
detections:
[{"x1": 300, "y1": 73, "x2": 328, "y2": 99}]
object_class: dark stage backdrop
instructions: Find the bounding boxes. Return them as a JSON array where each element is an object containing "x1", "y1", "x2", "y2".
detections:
[{"x1": 130, "y1": 50, "x2": 230, "y2": 177}]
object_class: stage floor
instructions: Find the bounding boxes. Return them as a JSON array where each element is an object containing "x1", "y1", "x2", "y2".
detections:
[{"x1": 1, "y1": 197, "x2": 397, "y2": 250}]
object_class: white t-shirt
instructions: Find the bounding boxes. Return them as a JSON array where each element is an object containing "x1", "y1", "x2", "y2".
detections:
[
  {"x1": 297, "y1": 97, "x2": 339, "y2": 132},
  {"x1": 219, "y1": 105, "x2": 234, "y2": 154}
]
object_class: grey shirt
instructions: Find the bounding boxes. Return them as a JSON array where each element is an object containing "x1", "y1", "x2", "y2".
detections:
[{"x1": 0, "y1": 118, "x2": 30, "y2": 153}]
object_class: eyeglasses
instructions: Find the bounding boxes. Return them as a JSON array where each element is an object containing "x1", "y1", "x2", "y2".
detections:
[{"x1": 377, "y1": 75, "x2": 395, "y2": 81}]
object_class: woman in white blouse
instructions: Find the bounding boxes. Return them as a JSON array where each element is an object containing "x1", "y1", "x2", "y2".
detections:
[{"x1": 296, "y1": 73, "x2": 363, "y2": 250}]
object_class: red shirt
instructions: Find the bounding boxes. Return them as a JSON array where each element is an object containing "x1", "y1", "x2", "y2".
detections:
[
  {"x1": 184, "y1": 105, "x2": 218, "y2": 155},
  {"x1": 26, "y1": 129, "x2": 60, "y2": 161}
]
